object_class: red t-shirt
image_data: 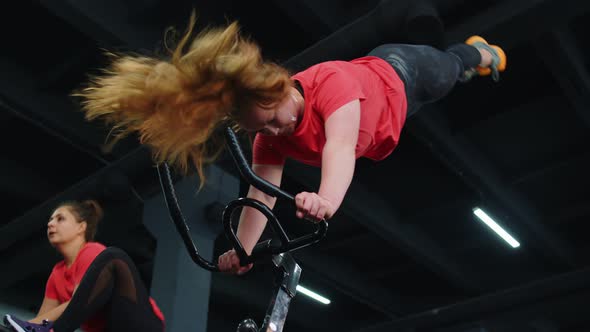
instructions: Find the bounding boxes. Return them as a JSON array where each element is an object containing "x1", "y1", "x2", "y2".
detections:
[
  {"x1": 44, "y1": 242, "x2": 165, "y2": 332},
  {"x1": 253, "y1": 56, "x2": 407, "y2": 166}
]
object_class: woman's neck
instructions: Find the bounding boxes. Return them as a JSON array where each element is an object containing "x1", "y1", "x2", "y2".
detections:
[
  {"x1": 59, "y1": 238, "x2": 87, "y2": 267},
  {"x1": 290, "y1": 86, "x2": 305, "y2": 124}
]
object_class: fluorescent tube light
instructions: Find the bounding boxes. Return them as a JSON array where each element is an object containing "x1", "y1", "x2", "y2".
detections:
[
  {"x1": 473, "y1": 207, "x2": 520, "y2": 248},
  {"x1": 296, "y1": 285, "x2": 331, "y2": 304}
]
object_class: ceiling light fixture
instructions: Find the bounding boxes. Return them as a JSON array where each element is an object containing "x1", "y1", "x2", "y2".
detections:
[
  {"x1": 473, "y1": 207, "x2": 520, "y2": 248},
  {"x1": 296, "y1": 285, "x2": 331, "y2": 304}
]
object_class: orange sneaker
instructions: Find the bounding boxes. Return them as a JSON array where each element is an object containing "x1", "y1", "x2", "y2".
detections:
[{"x1": 465, "y1": 35, "x2": 506, "y2": 82}]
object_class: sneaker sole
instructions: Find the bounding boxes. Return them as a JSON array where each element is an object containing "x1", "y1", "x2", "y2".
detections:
[{"x1": 4, "y1": 315, "x2": 27, "y2": 332}]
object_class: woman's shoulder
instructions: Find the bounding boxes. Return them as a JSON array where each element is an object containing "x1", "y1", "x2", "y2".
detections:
[{"x1": 80, "y1": 242, "x2": 107, "y2": 255}]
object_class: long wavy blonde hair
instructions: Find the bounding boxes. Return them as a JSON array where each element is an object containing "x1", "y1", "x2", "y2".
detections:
[{"x1": 74, "y1": 12, "x2": 292, "y2": 184}]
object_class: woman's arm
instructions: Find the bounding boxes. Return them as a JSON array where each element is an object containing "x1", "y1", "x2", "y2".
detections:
[
  {"x1": 237, "y1": 163, "x2": 284, "y2": 254},
  {"x1": 295, "y1": 99, "x2": 360, "y2": 220},
  {"x1": 31, "y1": 280, "x2": 82, "y2": 323},
  {"x1": 218, "y1": 163, "x2": 284, "y2": 274},
  {"x1": 35, "y1": 297, "x2": 60, "y2": 320},
  {"x1": 30, "y1": 298, "x2": 67, "y2": 324}
]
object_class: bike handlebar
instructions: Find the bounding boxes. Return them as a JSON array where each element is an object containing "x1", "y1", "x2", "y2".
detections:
[
  {"x1": 222, "y1": 127, "x2": 328, "y2": 265},
  {"x1": 157, "y1": 127, "x2": 328, "y2": 272}
]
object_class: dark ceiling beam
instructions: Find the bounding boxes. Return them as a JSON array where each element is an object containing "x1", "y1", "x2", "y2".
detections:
[
  {"x1": 281, "y1": 0, "x2": 470, "y2": 72},
  {"x1": 39, "y1": 46, "x2": 99, "y2": 89},
  {"x1": 406, "y1": 109, "x2": 577, "y2": 267},
  {"x1": 354, "y1": 266, "x2": 590, "y2": 332},
  {"x1": 0, "y1": 147, "x2": 147, "y2": 253},
  {"x1": 291, "y1": 0, "x2": 357, "y2": 30},
  {"x1": 546, "y1": 200, "x2": 590, "y2": 225},
  {"x1": 0, "y1": 157, "x2": 58, "y2": 200},
  {"x1": 286, "y1": 163, "x2": 482, "y2": 293},
  {"x1": 268, "y1": 0, "x2": 334, "y2": 40},
  {"x1": 0, "y1": 69, "x2": 110, "y2": 164},
  {"x1": 534, "y1": 26, "x2": 590, "y2": 128},
  {"x1": 273, "y1": 0, "x2": 391, "y2": 32},
  {"x1": 0, "y1": 61, "x2": 142, "y2": 162},
  {"x1": 37, "y1": 0, "x2": 157, "y2": 49},
  {"x1": 444, "y1": 0, "x2": 590, "y2": 47},
  {"x1": 37, "y1": 0, "x2": 122, "y2": 46},
  {"x1": 293, "y1": 250, "x2": 403, "y2": 318},
  {"x1": 509, "y1": 150, "x2": 590, "y2": 186},
  {"x1": 283, "y1": 0, "x2": 412, "y2": 72}
]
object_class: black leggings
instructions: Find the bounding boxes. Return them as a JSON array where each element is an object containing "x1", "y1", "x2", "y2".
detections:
[
  {"x1": 368, "y1": 43, "x2": 481, "y2": 117},
  {"x1": 53, "y1": 247, "x2": 163, "y2": 332}
]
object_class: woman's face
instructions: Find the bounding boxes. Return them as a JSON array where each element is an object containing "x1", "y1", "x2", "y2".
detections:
[
  {"x1": 238, "y1": 89, "x2": 303, "y2": 136},
  {"x1": 47, "y1": 206, "x2": 86, "y2": 246}
]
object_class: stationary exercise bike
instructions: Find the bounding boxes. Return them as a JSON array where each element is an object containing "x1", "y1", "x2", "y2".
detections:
[{"x1": 157, "y1": 127, "x2": 328, "y2": 332}]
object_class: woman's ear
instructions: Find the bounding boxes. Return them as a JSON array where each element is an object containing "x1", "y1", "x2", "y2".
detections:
[{"x1": 78, "y1": 220, "x2": 88, "y2": 235}]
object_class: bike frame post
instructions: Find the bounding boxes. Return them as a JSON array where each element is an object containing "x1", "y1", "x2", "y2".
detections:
[{"x1": 259, "y1": 253, "x2": 302, "y2": 332}]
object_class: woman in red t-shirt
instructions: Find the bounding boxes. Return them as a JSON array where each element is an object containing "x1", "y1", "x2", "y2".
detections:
[
  {"x1": 3, "y1": 200, "x2": 165, "y2": 332},
  {"x1": 74, "y1": 13, "x2": 506, "y2": 275}
]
